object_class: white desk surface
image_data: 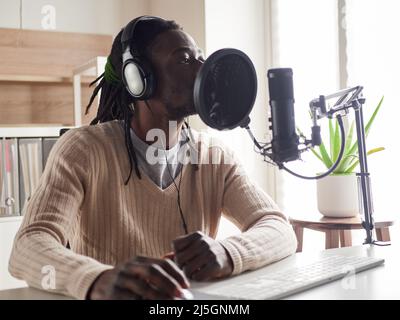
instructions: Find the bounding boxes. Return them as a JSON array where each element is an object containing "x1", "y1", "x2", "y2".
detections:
[{"x1": 0, "y1": 244, "x2": 397, "y2": 300}]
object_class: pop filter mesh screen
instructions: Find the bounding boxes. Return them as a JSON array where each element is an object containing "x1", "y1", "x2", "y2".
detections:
[{"x1": 196, "y1": 50, "x2": 257, "y2": 130}]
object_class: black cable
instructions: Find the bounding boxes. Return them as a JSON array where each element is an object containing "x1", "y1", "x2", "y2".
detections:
[
  {"x1": 163, "y1": 147, "x2": 188, "y2": 235},
  {"x1": 245, "y1": 125, "x2": 264, "y2": 149},
  {"x1": 183, "y1": 120, "x2": 199, "y2": 171},
  {"x1": 122, "y1": 105, "x2": 141, "y2": 183},
  {"x1": 281, "y1": 114, "x2": 346, "y2": 180},
  {"x1": 372, "y1": 241, "x2": 391, "y2": 246},
  {"x1": 163, "y1": 125, "x2": 189, "y2": 235}
]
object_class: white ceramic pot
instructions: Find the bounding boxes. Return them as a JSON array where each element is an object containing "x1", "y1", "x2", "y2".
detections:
[{"x1": 316, "y1": 174, "x2": 359, "y2": 218}]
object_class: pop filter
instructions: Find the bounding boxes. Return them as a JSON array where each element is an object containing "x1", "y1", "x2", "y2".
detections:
[{"x1": 193, "y1": 48, "x2": 257, "y2": 130}]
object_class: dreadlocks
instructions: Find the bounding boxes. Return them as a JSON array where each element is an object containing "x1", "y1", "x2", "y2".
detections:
[{"x1": 85, "y1": 17, "x2": 181, "y2": 185}]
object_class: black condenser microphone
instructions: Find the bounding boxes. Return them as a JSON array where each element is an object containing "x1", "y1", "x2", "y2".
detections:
[{"x1": 267, "y1": 68, "x2": 300, "y2": 164}]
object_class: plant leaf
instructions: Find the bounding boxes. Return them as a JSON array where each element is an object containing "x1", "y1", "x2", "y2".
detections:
[
  {"x1": 310, "y1": 147, "x2": 324, "y2": 162},
  {"x1": 296, "y1": 126, "x2": 305, "y2": 137},
  {"x1": 344, "y1": 147, "x2": 385, "y2": 173},
  {"x1": 335, "y1": 121, "x2": 356, "y2": 173},
  {"x1": 347, "y1": 156, "x2": 358, "y2": 169},
  {"x1": 319, "y1": 141, "x2": 333, "y2": 169},
  {"x1": 367, "y1": 146, "x2": 385, "y2": 155},
  {"x1": 335, "y1": 154, "x2": 358, "y2": 173},
  {"x1": 345, "y1": 121, "x2": 355, "y2": 155}
]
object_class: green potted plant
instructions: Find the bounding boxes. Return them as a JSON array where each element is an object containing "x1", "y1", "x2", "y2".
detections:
[{"x1": 310, "y1": 96, "x2": 384, "y2": 218}]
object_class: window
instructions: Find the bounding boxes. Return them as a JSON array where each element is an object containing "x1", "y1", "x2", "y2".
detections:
[
  {"x1": 271, "y1": 0, "x2": 340, "y2": 215},
  {"x1": 345, "y1": 0, "x2": 400, "y2": 217}
]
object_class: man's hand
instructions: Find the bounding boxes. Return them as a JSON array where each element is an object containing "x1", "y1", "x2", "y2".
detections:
[
  {"x1": 173, "y1": 231, "x2": 234, "y2": 281},
  {"x1": 88, "y1": 256, "x2": 190, "y2": 300}
]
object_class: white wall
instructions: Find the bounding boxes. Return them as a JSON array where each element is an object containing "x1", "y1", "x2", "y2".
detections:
[
  {"x1": 21, "y1": 0, "x2": 120, "y2": 34},
  {"x1": 204, "y1": 0, "x2": 275, "y2": 196},
  {"x1": 0, "y1": 0, "x2": 149, "y2": 35},
  {"x1": 0, "y1": 0, "x2": 20, "y2": 28},
  {"x1": 119, "y1": 0, "x2": 150, "y2": 33},
  {"x1": 203, "y1": 0, "x2": 277, "y2": 237},
  {"x1": 0, "y1": 0, "x2": 204, "y2": 42},
  {"x1": 149, "y1": 0, "x2": 205, "y2": 53}
]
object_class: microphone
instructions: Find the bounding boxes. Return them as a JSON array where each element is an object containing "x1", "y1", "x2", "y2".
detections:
[{"x1": 267, "y1": 68, "x2": 300, "y2": 164}]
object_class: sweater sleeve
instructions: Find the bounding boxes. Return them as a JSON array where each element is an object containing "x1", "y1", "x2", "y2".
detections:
[
  {"x1": 218, "y1": 150, "x2": 298, "y2": 276},
  {"x1": 8, "y1": 129, "x2": 113, "y2": 299}
]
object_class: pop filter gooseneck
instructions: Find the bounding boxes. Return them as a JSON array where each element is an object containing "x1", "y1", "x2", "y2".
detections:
[{"x1": 193, "y1": 48, "x2": 258, "y2": 130}]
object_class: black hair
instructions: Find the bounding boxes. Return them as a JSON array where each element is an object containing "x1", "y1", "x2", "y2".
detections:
[{"x1": 85, "y1": 17, "x2": 181, "y2": 185}]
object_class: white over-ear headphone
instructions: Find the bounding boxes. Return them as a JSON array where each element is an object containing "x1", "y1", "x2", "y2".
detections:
[{"x1": 121, "y1": 16, "x2": 159, "y2": 100}]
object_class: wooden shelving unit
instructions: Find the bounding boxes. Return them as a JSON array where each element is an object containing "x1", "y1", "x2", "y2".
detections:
[{"x1": 0, "y1": 28, "x2": 112, "y2": 127}]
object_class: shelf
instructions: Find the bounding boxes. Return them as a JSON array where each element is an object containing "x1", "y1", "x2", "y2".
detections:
[
  {"x1": 0, "y1": 126, "x2": 73, "y2": 138},
  {"x1": 0, "y1": 74, "x2": 95, "y2": 84},
  {"x1": 0, "y1": 215, "x2": 23, "y2": 223},
  {"x1": 73, "y1": 56, "x2": 106, "y2": 126},
  {"x1": 73, "y1": 57, "x2": 106, "y2": 77}
]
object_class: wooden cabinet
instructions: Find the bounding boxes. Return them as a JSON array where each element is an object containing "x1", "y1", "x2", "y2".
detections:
[{"x1": 0, "y1": 129, "x2": 73, "y2": 291}]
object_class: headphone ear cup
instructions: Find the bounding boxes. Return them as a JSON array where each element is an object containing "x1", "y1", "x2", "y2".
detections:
[
  {"x1": 122, "y1": 58, "x2": 155, "y2": 100},
  {"x1": 122, "y1": 59, "x2": 144, "y2": 97}
]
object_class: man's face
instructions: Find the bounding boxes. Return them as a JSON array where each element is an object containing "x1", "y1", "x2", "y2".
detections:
[{"x1": 149, "y1": 29, "x2": 205, "y2": 120}]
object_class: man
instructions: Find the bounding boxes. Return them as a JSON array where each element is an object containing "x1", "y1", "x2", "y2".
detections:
[{"x1": 9, "y1": 16, "x2": 297, "y2": 300}]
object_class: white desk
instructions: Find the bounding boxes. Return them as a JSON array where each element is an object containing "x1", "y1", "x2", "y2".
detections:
[
  {"x1": 0, "y1": 287, "x2": 72, "y2": 300},
  {"x1": 288, "y1": 245, "x2": 396, "y2": 299},
  {"x1": 0, "y1": 244, "x2": 397, "y2": 300}
]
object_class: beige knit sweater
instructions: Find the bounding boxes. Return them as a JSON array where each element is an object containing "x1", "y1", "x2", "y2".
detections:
[{"x1": 8, "y1": 120, "x2": 297, "y2": 299}]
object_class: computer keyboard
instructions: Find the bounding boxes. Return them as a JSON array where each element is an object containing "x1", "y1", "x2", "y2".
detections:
[{"x1": 192, "y1": 254, "x2": 384, "y2": 300}]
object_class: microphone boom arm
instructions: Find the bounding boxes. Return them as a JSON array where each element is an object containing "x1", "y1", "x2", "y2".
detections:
[{"x1": 312, "y1": 86, "x2": 375, "y2": 245}]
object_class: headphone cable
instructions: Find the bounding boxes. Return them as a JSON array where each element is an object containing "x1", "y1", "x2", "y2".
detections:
[
  {"x1": 162, "y1": 123, "x2": 189, "y2": 235},
  {"x1": 166, "y1": 157, "x2": 188, "y2": 235}
]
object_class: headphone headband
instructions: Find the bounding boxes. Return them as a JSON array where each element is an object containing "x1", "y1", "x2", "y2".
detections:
[{"x1": 121, "y1": 15, "x2": 162, "y2": 52}]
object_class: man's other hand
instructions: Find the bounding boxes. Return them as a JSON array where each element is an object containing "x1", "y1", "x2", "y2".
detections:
[
  {"x1": 88, "y1": 256, "x2": 190, "y2": 300},
  {"x1": 172, "y1": 231, "x2": 233, "y2": 281}
]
